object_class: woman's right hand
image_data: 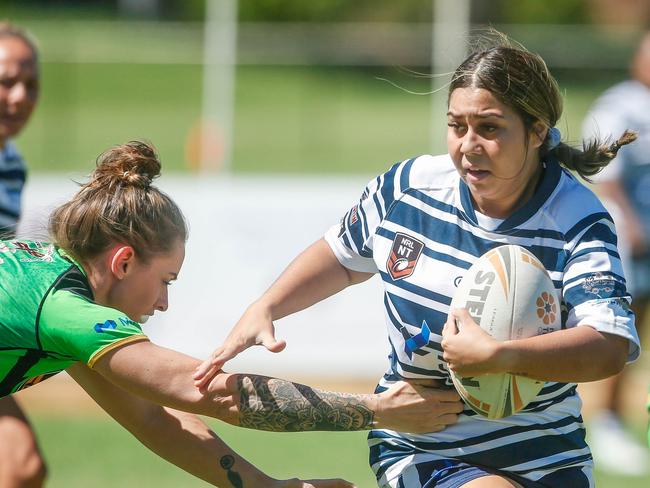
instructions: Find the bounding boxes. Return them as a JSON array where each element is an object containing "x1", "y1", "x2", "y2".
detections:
[{"x1": 194, "y1": 302, "x2": 286, "y2": 389}]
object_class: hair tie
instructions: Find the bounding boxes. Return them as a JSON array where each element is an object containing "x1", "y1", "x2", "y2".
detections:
[{"x1": 547, "y1": 127, "x2": 561, "y2": 149}]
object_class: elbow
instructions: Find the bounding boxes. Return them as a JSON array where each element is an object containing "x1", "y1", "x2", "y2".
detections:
[{"x1": 596, "y1": 335, "x2": 629, "y2": 379}]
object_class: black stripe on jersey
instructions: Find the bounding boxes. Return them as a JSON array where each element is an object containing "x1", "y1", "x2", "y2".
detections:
[
  {"x1": 34, "y1": 264, "x2": 94, "y2": 349},
  {"x1": 0, "y1": 349, "x2": 46, "y2": 397},
  {"x1": 53, "y1": 264, "x2": 94, "y2": 300}
]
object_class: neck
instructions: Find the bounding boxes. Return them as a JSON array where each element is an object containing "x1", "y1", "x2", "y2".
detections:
[
  {"x1": 474, "y1": 161, "x2": 543, "y2": 219},
  {"x1": 82, "y1": 258, "x2": 112, "y2": 305}
]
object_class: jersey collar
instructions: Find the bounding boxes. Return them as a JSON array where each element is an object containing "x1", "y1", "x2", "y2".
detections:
[{"x1": 459, "y1": 157, "x2": 562, "y2": 232}]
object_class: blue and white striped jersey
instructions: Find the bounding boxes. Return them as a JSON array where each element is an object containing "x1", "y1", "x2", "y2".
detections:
[
  {"x1": 0, "y1": 141, "x2": 26, "y2": 237},
  {"x1": 325, "y1": 154, "x2": 640, "y2": 487}
]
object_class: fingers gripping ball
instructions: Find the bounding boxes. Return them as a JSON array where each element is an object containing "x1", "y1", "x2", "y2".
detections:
[{"x1": 449, "y1": 245, "x2": 559, "y2": 419}]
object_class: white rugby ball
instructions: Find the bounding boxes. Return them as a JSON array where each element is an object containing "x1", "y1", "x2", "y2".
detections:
[{"x1": 448, "y1": 244, "x2": 560, "y2": 419}]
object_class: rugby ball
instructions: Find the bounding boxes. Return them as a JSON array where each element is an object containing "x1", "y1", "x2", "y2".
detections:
[{"x1": 448, "y1": 245, "x2": 560, "y2": 419}]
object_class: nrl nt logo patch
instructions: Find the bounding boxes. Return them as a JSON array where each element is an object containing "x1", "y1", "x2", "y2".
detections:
[{"x1": 387, "y1": 232, "x2": 424, "y2": 280}]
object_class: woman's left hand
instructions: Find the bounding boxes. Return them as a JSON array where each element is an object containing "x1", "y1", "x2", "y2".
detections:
[{"x1": 441, "y1": 308, "x2": 504, "y2": 377}]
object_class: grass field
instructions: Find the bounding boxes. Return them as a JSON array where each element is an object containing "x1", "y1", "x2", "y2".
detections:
[
  {"x1": 28, "y1": 406, "x2": 650, "y2": 488},
  {"x1": 15, "y1": 62, "x2": 625, "y2": 176}
]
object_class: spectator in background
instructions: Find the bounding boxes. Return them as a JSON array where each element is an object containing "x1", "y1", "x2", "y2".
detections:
[
  {"x1": 0, "y1": 20, "x2": 46, "y2": 487},
  {"x1": 0, "y1": 21, "x2": 37, "y2": 238},
  {"x1": 582, "y1": 28, "x2": 650, "y2": 476}
]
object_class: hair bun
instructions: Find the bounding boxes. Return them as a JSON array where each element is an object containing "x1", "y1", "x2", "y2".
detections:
[{"x1": 92, "y1": 140, "x2": 161, "y2": 189}]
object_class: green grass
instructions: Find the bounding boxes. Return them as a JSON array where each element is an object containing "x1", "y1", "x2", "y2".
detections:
[
  {"x1": 29, "y1": 413, "x2": 650, "y2": 488},
  {"x1": 15, "y1": 62, "x2": 627, "y2": 176},
  {"x1": 30, "y1": 414, "x2": 376, "y2": 488}
]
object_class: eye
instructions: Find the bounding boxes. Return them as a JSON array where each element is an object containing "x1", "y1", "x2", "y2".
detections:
[
  {"x1": 478, "y1": 123, "x2": 501, "y2": 135},
  {"x1": 447, "y1": 122, "x2": 466, "y2": 133},
  {"x1": 163, "y1": 280, "x2": 173, "y2": 286}
]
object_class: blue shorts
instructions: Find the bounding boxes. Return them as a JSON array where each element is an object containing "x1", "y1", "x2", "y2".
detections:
[{"x1": 390, "y1": 460, "x2": 592, "y2": 488}]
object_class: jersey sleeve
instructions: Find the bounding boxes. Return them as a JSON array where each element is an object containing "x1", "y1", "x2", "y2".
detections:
[
  {"x1": 324, "y1": 158, "x2": 414, "y2": 272},
  {"x1": 39, "y1": 288, "x2": 149, "y2": 368},
  {"x1": 562, "y1": 212, "x2": 640, "y2": 362}
]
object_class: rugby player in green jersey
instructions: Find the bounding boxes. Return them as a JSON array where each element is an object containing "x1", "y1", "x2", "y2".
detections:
[{"x1": 0, "y1": 140, "x2": 461, "y2": 487}]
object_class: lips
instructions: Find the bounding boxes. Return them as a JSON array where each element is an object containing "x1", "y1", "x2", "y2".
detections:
[{"x1": 465, "y1": 167, "x2": 491, "y2": 183}]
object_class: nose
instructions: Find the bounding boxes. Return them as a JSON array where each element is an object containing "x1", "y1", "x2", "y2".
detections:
[
  {"x1": 8, "y1": 83, "x2": 28, "y2": 109},
  {"x1": 155, "y1": 287, "x2": 169, "y2": 312},
  {"x1": 459, "y1": 127, "x2": 481, "y2": 155}
]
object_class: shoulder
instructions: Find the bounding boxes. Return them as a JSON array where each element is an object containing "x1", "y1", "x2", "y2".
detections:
[
  {"x1": 0, "y1": 140, "x2": 26, "y2": 170},
  {"x1": 0, "y1": 140, "x2": 23, "y2": 161},
  {"x1": 545, "y1": 168, "x2": 611, "y2": 236},
  {"x1": 381, "y1": 154, "x2": 456, "y2": 193}
]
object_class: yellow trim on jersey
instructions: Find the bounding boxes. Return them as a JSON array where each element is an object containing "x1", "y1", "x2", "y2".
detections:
[{"x1": 87, "y1": 335, "x2": 150, "y2": 368}]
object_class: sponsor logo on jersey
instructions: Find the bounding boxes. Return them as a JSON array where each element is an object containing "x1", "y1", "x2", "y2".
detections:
[
  {"x1": 94, "y1": 316, "x2": 139, "y2": 333},
  {"x1": 582, "y1": 272, "x2": 617, "y2": 297},
  {"x1": 94, "y1": 319, "x2": 117, "y2": 333},
  {"x1": 349, "y1": 205, "x2": 359, "y2": 225},
  {"x1": 387, "y1": 232, "x2": 424, "y2": 280},
  {"x1": 403, "y1": 320, "x2": 431, "y2": 359}
]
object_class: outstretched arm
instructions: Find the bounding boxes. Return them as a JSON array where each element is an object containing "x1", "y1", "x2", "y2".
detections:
[
  {"x1": 91, "y1": 340, "x2": 462, "y2": 434},
  {"x1": 194, "y1": 238, "x2": 373, "y2": 386},
  {"x1": 68, "y1": 362, "x2": 353, "y2": 488}
]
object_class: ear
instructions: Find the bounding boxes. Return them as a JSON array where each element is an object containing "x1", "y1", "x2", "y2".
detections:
[
  {"x1": 109, "y1": 245, "x2": 136, "y2": 279},
  {"x1": 529, "y1": 121, "x2": 547, "y2": 149}
]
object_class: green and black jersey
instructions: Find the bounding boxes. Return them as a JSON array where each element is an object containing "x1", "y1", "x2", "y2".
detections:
[{"x1": 0, "y1": 239, "x2": 148, "y2": 396}]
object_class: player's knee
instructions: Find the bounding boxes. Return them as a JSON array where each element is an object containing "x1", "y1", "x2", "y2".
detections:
[
  {"x1": 20, "y1": 452, "x2": 48, "y2": 488},
  {"x1": 0, "y1": 453, "x2": 48, "y2": 488},
  {"x1": 0, "y1": 436, "x2": 48, "y2": 488}
]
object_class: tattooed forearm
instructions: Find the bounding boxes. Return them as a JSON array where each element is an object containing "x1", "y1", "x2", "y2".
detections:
[{"x1": 236, "y1": 375, "x2": 375, "y2": 432}]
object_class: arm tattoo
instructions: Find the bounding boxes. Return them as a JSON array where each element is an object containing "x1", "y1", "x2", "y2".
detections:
[
  {"x1": 236, "y1": 375, "x2": 375, "y2": 432},
  {"x1": 219, "y1": 455, "x2": 243, "y2": 488}
]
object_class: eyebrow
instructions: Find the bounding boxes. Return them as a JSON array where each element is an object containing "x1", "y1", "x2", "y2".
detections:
[
  {"x1": 169, "y1": 272, "x2": 179, "y2": 280},
  {"x1": 447, "y1": 111, "x2": 506, "y2": 119}
]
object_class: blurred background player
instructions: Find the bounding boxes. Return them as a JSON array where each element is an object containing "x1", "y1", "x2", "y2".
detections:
[
  {"x1": 0, "y1": 20, "x2": 45, "y2": 488},
  {"x1": 0, "y1": 21, "x2": 37, "y2": 238},
  {"x1": 582, "y1": 28, "x2": 650, "y2": 476}
]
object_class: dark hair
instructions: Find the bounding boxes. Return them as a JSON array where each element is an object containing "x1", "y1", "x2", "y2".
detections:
[
  {"x1": 49, "y1": 141, "x2": 188, "y2": 262},
  {"x1": 0, "y1": 20, "x2": 39, "y2": 59},
  {"x1": 448, "y1": 36, "x2": 636, "y2": 181}
]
